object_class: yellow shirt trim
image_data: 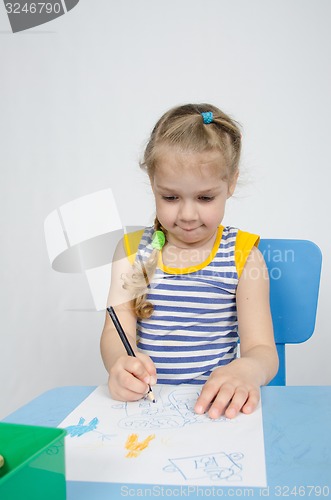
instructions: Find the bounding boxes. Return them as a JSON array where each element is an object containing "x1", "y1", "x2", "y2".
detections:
[
  {"x1": 123, "y1": 229, "x2": 145, "y2": 265},
  {"x1": 235, "y1": 230, "x2": 260, "y2": 278},
  {"x1": 159, "y1": 226, "x2": 224, "y2": 275},
  {"x1": 124, "y1": 226, "x2": 260, "y2": 279}
]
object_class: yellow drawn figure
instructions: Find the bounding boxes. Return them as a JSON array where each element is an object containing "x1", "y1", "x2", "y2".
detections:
[{"x1": 125, "y1": 433, "x2": 155, "y2": 458}]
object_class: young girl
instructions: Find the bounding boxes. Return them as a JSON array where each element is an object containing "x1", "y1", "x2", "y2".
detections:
[{"x1": 101, "y1": 103, "x2": 278, "y2": 419}]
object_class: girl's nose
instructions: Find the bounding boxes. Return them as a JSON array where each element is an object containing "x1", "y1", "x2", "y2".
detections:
[{"x1": 178, "y1": 200, "x2": 197, "y2": 221}]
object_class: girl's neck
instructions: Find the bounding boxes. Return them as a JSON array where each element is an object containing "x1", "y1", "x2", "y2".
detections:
[
  {"x1": 161, "y1": 229, "x2": 219, "y2": 269},
  {"x1": 165, "y1": 229, "x2": 218, "y2": 250}
]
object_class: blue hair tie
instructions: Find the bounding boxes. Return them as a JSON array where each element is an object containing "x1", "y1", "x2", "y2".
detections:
[{"x1": 201, "y1": 111, "x2": 213, "y2": 124}]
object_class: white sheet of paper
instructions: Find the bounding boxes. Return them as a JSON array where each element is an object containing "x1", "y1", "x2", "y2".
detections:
[{"x1": 58, "y1": 385, "x2": 267, "y2": 487}]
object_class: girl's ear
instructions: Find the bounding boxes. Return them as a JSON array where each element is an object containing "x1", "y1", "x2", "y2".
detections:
[{"x1": 227, "y1": 171, "x2": 239, "y2": 198}]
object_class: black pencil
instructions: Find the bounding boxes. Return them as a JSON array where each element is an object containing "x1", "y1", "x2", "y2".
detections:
[{"x1": 107, "y1": 306, "x2": 156, "y2": 403}]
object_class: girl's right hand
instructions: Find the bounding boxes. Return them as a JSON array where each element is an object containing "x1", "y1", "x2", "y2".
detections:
[{"x1": 108, "y1": 352, "x2": 157, "y2": 402}]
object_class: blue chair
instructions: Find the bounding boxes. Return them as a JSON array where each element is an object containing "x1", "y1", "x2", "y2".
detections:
[{"x1": 258, "y1": 239, "x2": 322, "y2": 385}]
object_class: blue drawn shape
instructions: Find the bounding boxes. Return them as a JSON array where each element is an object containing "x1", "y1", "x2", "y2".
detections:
[
  {"x1": 117, "y1": 387, "x2": 229, "y2": 430},
  {"x1": 65, "y1": 417, "x2": 99, "y2": 437},
  {"x1": 163, "y1": 451, "x2": 244, "y2": 482}
]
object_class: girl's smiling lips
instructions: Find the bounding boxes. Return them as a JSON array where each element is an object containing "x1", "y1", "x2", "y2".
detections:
[{"x1": 177, "y1": 225, "x2": 201, "y2": 232}]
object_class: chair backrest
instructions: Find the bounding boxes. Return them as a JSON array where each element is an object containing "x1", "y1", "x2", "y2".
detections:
[{"x1": 258, "y1": 239, "x2": 322, "y2": 385}]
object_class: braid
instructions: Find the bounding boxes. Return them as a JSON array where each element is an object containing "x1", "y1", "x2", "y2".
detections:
[{"x1": 123, "y1": 217, "x2": 166, "y2": 319}]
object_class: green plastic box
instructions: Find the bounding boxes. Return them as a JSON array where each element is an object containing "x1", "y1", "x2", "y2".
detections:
[{"x1": 0, "y1": 422, "x2": 66, "y2": 500}]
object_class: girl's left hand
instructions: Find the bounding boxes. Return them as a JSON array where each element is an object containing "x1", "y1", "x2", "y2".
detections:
[{"x1": 194, "y1": 359, "x2": 260, "y2": 419}]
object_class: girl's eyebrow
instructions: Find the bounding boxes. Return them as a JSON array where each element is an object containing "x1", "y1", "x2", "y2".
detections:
[
  {"x1": 197, "y1": 188, "x2": 220, "y2": 194},
  {"x1": 157, "y1": 185, "x2": 221, "y2": 195},
  {"x1": 155, "y1": 185, "x2": 174, "y2": 191}
]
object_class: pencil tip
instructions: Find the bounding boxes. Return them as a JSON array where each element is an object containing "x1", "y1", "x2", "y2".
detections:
[{"x1": 146, "y1": 387, "x2": 156, "y2": 403}]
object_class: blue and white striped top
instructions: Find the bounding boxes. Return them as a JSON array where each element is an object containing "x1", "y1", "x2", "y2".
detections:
[{"x1": 125, "y1": 225, "x2": 259, "y2": 385}]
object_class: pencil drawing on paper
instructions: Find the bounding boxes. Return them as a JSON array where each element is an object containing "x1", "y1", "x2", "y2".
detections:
[
  {"x1": 64, "y1": 417, "x2": 115, "y2": 442},
  {"x1": 114, "y1": 387, "x2": 231, "y2": 430},
  {"x1": 59, "y1": 385, "x2": 267, "y2": 487},
  {"x1": 125, "y1": 433, "x2": 155, "y2": 458},
  {"x1": 163, "y1": 451, "x2": 244, "y2": 482},
  {"x1": 65, "y1": 417, "x2": 99, "y2": 436}
]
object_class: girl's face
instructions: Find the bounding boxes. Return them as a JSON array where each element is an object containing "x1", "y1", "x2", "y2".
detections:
[{"x1": 151, "y1": 148, "x2": 237, "y2": 248}]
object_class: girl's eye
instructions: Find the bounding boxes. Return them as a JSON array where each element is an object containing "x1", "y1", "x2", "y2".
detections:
[
  {"x1": 162, "y1": 196, "x2": 178, "y2": 201},
  {"x1": 199, "y1": 196, "x2": 215, "y2": 202}
]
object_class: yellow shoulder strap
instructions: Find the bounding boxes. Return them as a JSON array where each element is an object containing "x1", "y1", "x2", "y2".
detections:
[
  {"x1": 235, "y1": 230, "x2": 260, "y2": 278},
  {"x1": 123, "y1": 229, "x2": 145, "y2": 264}
]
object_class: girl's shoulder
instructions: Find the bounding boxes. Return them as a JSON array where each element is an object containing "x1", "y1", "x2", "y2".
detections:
[
  {"x1": 221, "y1": 226, "x2": 260, "y2": 278},
  {"x1": 221, "y1": 225, "x2": 259, "y2": 243},
  {"x1": 123, "y1": 226, "x2": 153, "y2": 264}
]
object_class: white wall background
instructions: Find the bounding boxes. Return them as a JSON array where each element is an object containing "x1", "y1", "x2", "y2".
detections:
[{"x1": 1, "y1": 0, "x2": 330, "y2": 419}]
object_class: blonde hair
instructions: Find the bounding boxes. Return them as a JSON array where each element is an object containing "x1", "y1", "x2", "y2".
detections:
[{"x1": 123, "y1": 103, "x2": 242, "y2": 319}]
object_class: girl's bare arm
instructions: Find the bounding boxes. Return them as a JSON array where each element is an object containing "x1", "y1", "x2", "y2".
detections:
[{"x1": 100, "y1": 238, "x2": 156, "y2": 401}]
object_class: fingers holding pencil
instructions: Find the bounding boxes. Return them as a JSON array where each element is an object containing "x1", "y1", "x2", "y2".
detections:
[
  {"x1": 108, "y1": 353, "x2": 157, "y2": 402},
  {"x1": 135, "y1": 352, "x2": 157, "y2": 383},
  {"x1": 106, "y1": 306, "x2": 157, "y2": 403}
]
